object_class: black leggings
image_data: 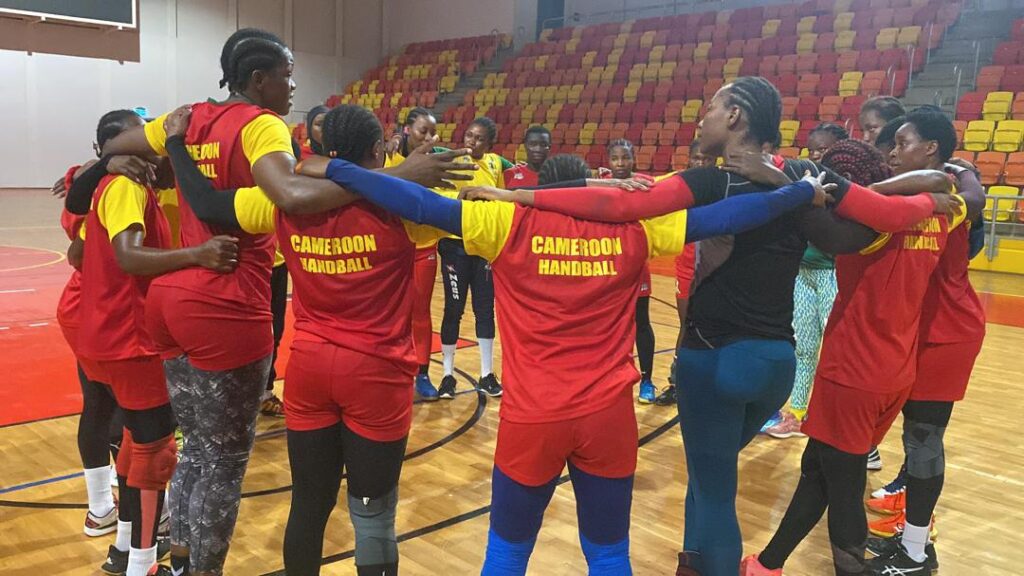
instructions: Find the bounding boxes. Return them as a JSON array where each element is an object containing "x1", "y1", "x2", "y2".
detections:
[
  {"x1": 284, "y1": 421, "x2": 407, "y2": 575},
  {"x1": 759, "y1": 438, "x2": 868, "y2": 576},
  {"x1": 268, "y1": 263, "x2": 289, "y2": 391},
  {"x1": 438, "y1": 238, "x2": 495, "y2": 344},
  {"x1": 77, "y1": 364, "x2": 123, "y2": 469},
  {"x1": 635, "y1": 296, "x2": 655, "y2": 380},
  {"x1": 902, "y1": 400, "x2": 954, "y2": 527}
]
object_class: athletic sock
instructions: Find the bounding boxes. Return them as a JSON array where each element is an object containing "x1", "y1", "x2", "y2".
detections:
[
  {"x1": 479, "y1": 338, "x2": 494, "y2": 376},
  {"x1": 85, "y1": 466, "x2": 115, "y2": 516},
  {"x1": 115, "y1": 520, "x2": 132, "y2": 552},
  {"x1": 791, "y1": 407, "x2": 808, "y2": 420},
  {"x1": 126, "y1": 545, "x2": 157, "y2": 576},
  {"x1": 641, "y1": 370, "x2": 651, "y2": 381},
  {"x1": 902, "y1": 522, "x2": 931, "y2": 563},
  {"x1": 442, "y1": 344, "x2": 457, "y2": 376},
  {"x1": 418, "y1": 364, "x2": 429, "y2": 376}
]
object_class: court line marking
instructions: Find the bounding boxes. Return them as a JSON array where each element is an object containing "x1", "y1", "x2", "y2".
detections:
[
  {"x1": 0, "y1": 288, "x2": 35, "y2": 294},
  {"x1": 0, "y1": 244, "x2": 66, "y2": 273}
]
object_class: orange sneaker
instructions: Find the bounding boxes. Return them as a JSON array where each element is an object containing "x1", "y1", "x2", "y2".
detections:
[
  {"x1": 740, "y1": 555, "x2": 782, "y2": 575},
  {"x1": 869, "y1": 510, "x2": 938, "y2": 539},
  {"x1": 866, "y1": 490, "x2": 906, "y2": 515}
]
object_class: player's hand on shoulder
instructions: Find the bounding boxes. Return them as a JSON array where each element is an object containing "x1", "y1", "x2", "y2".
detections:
[
  {"x1": 194, "y1": 235, "x2": 240, "y2": 274},
  {"x1": 163, "y1": 105, "x2": 193, "y2": 139}
]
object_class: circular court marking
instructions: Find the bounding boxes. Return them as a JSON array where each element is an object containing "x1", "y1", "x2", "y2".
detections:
[{"x1": 0, "y1": 245, "x2": 66, "y2": 274}]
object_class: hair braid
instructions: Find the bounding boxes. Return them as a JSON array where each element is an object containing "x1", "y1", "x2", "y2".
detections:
[
  {"x1": 96, "y1": 109, "x2": 141, "y2": 149},
  {"x1": 810, "y1": 122, "x2": 850, "y2": 142},
  {"x1": 321, "y1": 105, "x2": 383, "y2": 164},
  {"x1": 219, "y1": 28, "x2": 283, "y2": 89},
  {"x1": 725, "y1": 76, "x2": 783, "y2": 146},
  {"x1": 224, "y1": 37, "x2": 289, "y2": 93},
  {"x1": 607, "y1": 138, "x2": 635, "y2": 157},
  {"x1": 821, "y1": 140, "x2": 893, "y2": 186}
]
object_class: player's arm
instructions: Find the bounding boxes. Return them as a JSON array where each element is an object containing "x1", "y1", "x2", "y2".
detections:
[
  {"x1": 165, "y1": 135, "x2": 241, "y2": 229},
  {"x1": 526, "y1": 171, "x2": 700, "y2": 222},
  {"x1": 67, "y1": 237, "x2": 84, "y2": 270},
  {"x1": 64, "y1": 156, "x2": 158, "y2": 215},
  {"x1": 946, "y1": 164, "x2": 985, "y2": 221}
]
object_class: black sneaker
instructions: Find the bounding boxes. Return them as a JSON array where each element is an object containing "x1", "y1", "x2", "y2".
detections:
[
  {"x1": 437, "y1": 375, "x2": 457, "y2": 400},
  {"x1": 867, "y1": 446, "x2": 883, "y2": 471},
  {"x1": 867, "y1": 543, "x2": 933, "y2": 575},
  {"x1": 478, "y1": 374, "x2": 503, "y2": 397},
  {"x1": 654, "y1": 385, "x2": 677, "y2": 406},
  {"x1": 867, "y1": 535, "x2": 938, "y2": 572},
  {"x1": 100, "y1": 537, "x2": 172, "y2": 575},
  {"x1": 667, "y1": 356, "x2": 677, "y2": 386},
  {"x1": 152, "y1": 566, "x2": 174, "y2": 576}
]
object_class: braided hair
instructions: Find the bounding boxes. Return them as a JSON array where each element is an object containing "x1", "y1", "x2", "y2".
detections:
[
  {"x1": 607, "y1": 138, "x2": 635, "y2": 157},
  {"x1": 96, "y1": 109, "x2": 142, "y2": 150},
  {"x1": 223, "y1": 36, "x2": 290, "y2": 93},
  {"x1": 468, "y1": 117, "x2": 498, "y2": 145},
  {"x1": 219, "y1": 28, "x2": 283, "y2": 89},
  {"x1": 903, "y1": 107, "x2": 957, "y2": 163},
  {"x1": 810, "y1": 122, "x2": 850, "y2": 142},
  {"x1": 821, "y1": 140, "x2": 893, "y2": 186},
  {"x1": 723, "y1": 76, "x2": 783, "y2": 147},
  {"x1": 321, "y1": 105, "x2": 383, "y2": 164},
  {"x1": 538, "y1": 154, "x2": 591, "y2": 185},
  {"x1": 860, "y1": 96, "x2": 906, "y2": 124}
]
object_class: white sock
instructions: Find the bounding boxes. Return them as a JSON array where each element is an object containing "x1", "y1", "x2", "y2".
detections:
[
  {"x1": 442, "y1": 344, "x2": 457, "y2": 376},
  {"x1": 902, "y1": 521, "x2": 931, "y2": 563},
  {"x1": 84, "y1": 466, "x2": 115, "y2": 517},
  {"x1": 115, "y1": 520, "x2": 132, "y2": 552},
  {"x1": 478, "y1": 338, "x2": 494, "y2": 377},
  {"x1": 126, "y1": 545, "x2": 157, "y2": 576}
]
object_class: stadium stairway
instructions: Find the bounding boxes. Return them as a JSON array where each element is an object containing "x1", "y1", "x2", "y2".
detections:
[
  {"x1": 903, "y1": 8, "x2": 1017, "y2": 111},
  {"x1": 434, "y1": 42, "x2": 517, "y2": 119}
]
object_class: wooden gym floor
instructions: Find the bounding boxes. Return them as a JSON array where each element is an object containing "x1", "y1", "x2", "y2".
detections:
[{"x1": 1, "y1": 188, "x2": 1023, "y2": 575}]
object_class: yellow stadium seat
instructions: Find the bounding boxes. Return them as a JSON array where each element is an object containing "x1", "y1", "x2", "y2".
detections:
[
  {"x1": 620, "y1": 20, "x2": 635, "y2": 33},
  {"x1": 798, "y1": 16, "x2": 817, "y2": 35},
  {"x1": 964, "y1": 120, "x2": 996, "y2": 151},
  {"x1": 762, "y1": 19, "x2": 781, "y2": 38},
  {"x1": 716, "y1": 10, "x2": 732, "y2": 25},
  {"x1": 614, "y1": 34, "x2": 628, "y2": 49},
  {"x1": 833, "y1": 0, "x2": 853, "y2": 13},
  {"x1": 984, "y1": 99, "x2": 1012, "y2": 122},
  {"x1": 897, "y1": 26, "x2": 921, "y2": 48},
  {"x1": 994, "y1": 121, "x2": 1024, "y2": 152},
  {"x1": 683, "y1": 99, "x2": 703, "y2": 122},
  {"x1": 566, "y1": 38, "x2": 580, "y2": 53},
  {"x1": 834, "y1": 12, "x2": 854, "y2": 32},
  {"x1": 643, "y1": 66, "x2": 659, "y2": 83},
  {"x1": 624, "y1": 86, "x2": 640, "y2": 103},
  {"x1": 985, "y1": 186, "x2": 1020, "y2": 221},
  {"x1": 641, "y1": 31, "x2": 656, "y2": 49},
  {"x1": 658, "y1": 62, "x2": 677, "y2": 82},
  {"x1": 876, "y1": 28, "x2": 899, "y2": 50},
  {"x1": 839, "y1": 71, "x2": 864, "y2": 97},
  {"x1": 694, "y1": 42, "x2": 712, "y2": 62},
  {"x1": 797, "y1": 34, "x2": 818, "y2": 54},
  {"x1": 835, "y1": 30, "x2": 857, "y2": 52}
]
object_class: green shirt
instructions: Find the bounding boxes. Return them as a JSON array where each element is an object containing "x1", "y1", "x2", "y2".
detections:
[{"x1": 801, "y1": 244, "x2": 835, "y2": 269}]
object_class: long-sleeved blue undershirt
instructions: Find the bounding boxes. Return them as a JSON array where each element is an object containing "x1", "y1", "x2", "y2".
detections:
[{"x1": 324, "y1": 159, "x2": 816, "y2": 244}]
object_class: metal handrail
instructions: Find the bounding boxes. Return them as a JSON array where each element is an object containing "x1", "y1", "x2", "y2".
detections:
[
  {"x1": 980, "y1": 194, "x2": 1024, "y2": 261},
  {"x1": 952, "y1": 64, "x2": 964, "y2": 108},
  {"x1": 905, "y1": 44, "x2": 916, "y2": 89},
  {"x1": 886, "y1": 63, "x2": 897, "y2": 96}
]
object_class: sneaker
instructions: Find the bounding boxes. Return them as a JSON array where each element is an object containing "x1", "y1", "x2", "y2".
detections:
[
  {"x1": 675, "y1": 551, "x2": 704, "y2": 576},
  {"x1": 867, "y1": 543, "x2": 934, "y2": 575},
  {"x1": 869, "y1": 511, "x2": 937, "y2": 539},
  {"x1": 478, "y1": 374, "x2": 503, "y2": 397},
  {"x1": 638, "y1": 379, "x2": 656, "y2": 404},
  {"x1": 415, "y1": 373, "x2": 439, "y2": 401},
  {"x1": 654, "y1": 385, "x2": 677, "y2": 406},
  {"x1": 867, "y1": 535, "x2": 938, "y2": 571},
  {"x1": 101, "y1": 537, "x2": 172, "y2": 575},
  {"x1": 437, "y1": 375, "x2": 457, "y2": 400},
  {"x1": 84, "y1": 505, "x2": 118, "y2": 537},
  {"x1": 867, "y1": 491, "x2": 906, "y2": 515},
  {"x1": 151, "y1": 566, "x2": 174, "y2": 576},
  {"x1": 667, "y1": 357, "x2": 677, "y2": 386},
  {"x1": 740, "y1": 555, "x2": 783, "y2": 575},
  {"x1": 872, "y1": 465, "x2": 908, "y2": 499},
  {"x1": 260, "y1": 393, "x2": 286, "y2": 417},
  {"x1": 760, "y1": 411, "x2": 783, "y2": 434},
  {"x1": 766, "y1": 411, "x2": 806, "y2": 439},
  {"x1": 867, "y1": 446, "x2": 883, "y2": 471}
]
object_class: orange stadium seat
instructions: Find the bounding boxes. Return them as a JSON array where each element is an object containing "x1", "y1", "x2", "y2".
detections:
[{"x1": 975, "y1": 152, "x2": 1007, "y2": 185}]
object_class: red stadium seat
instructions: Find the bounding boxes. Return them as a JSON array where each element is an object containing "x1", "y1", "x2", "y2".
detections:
[{"x1": 957, "y1": 93, "x2": 985, "y2": 121}]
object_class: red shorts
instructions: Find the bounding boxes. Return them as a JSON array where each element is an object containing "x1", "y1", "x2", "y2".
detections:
[
  {"x1": 639, "y1": 264, "x2": 652, "y2": 297},
  {"x1": 675, "y1": 244, "x2": 696, "y2": 299},
  {"x1": 909, "y1": 339, "x2": 983, "y2": 402},
  {"x1": 79, "y1": 355, "x2": 169, "y2": 410},
  {"x1": 284, "y1": 338, "x2": 415, "y2": 442},
  {"x1": 145, "y1": 284, "x2": 273, "y2": 372},
  {"x1": 803, "y1": 377, "x2": 911, "y2": 455},
  {"x1": 494, "y1": 389, "x2": 638, "y2": 486}
]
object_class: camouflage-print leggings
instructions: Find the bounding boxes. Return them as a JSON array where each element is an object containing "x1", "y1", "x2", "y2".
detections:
[{"x1": 165, "y1": 354, "x2": 271, "y2": 574}]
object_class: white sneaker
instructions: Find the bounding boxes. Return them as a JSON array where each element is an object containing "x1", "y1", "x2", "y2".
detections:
[{"x1": 83, "y1": 505, "x2": 118, "y2": 537}]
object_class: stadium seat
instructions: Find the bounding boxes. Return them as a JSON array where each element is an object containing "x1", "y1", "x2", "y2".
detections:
[
  {"x1": 782, "y1": 97, "x2": 800, "y2": 118},
  {"x1": 797, "y1": 34, "x2": 817, "y2": 54},
  {"x1": 975, "y1": 151, "x2": 1007, "y2": 185},
  {"x1": 836, "y1": 51, "x2": 861, "y2": 73},
  {"x1": 1014, "y1": 93, "x2": 1024, "y2": 119},
  {"x1": 834, "y1": 12, "x2": 855, "y2": 32},
  {"x1": 977, "y1": 66, "x2": 1005, "y2": 93},
  {"x1": 964, "y1": 120, "x2": 996, "y2": 151},
  {"x1": 835, "y1": 30, "x2": 857, "y2": 52},
  {"x1": 985, "y1": 185, "x2": 1020, "y2": 222},
  {"x1": 876, "y1": 28, "x2": 899, "y2": 50},
  {"x1": 796, "y1": 96, "x2": 819, "y2": 120},
  {"x1": 984, "y1": 92, "x2": 1015, "y2": 121},
  {"x1": 897, "y1": 26, "x2": 922, "y2": 48},
  {"x1": 957, "y1": 92, "x2": 986, "y2": 121},
  {"x1": 954, "y1": 120, "x2": 968, "y2": 146},
  {"x1": 798, "y1": 16, "x2": 817, "y2": 35},
  {"x1": 797, "y1": 74, "x2": 820, "y2": 96},
  {"x1": 819, "y1": 95, "x2": 844, "y2": 120},
  {"x1": 780, "y1": 120, "x2": 801, "y2": 146},
  {"x1": 839, "y1": 71, "x2": 864, "y2": 96},
  {"x1": 1004, "y1": 152, "x2": 1024, "y2": 185},
  {"x1": 994, "y1": 120, "x2": 1024, "y2": 152},
  {"x1": 859, "y1": 71, "x2": 888, "y2": 96}
]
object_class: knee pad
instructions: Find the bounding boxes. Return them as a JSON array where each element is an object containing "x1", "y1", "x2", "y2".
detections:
[
  {"x1": 903, "y1": 419, "x2": 947, "y2": 479},
  {"x1": 116, "y1": 428, "x2": 134, "y2": 479},
  {"x1": 127, "y1": 435, "x2": 177, "y2": 490},
  {"x1": 348, "y1": 486, "x2": 398, "y2": 566}
]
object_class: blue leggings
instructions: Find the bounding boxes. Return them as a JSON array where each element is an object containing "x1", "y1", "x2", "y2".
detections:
[{"x1": 676, "y1": 339, "x2": 796, "y2": 576}]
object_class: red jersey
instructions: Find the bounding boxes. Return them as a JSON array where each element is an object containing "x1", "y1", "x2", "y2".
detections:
[
  {"x1": 919, "y1": 225, "x2": 986, "y2": 344},
  {"x1": 462, "y1": 202, "x2": 686, "y2": 423},
  {"x1": 816, "y1": 215, "x2": 952, "y2": 393},
  {"x1": 78, "y1": 175, "x2": 171, "y2": 361},
  {"x1": 503, "y1": 164, "x2": 539, "y2": 188},
  {"x1": 56, "y1": 207, "x2": 86, "y2": 350},
  {"x1": 675, "y1": 243, "x2": 697, "y2": 298},
  {"x1": 148, "y1": 102, "x2": 278, "y2": 316},
  {"x1": 275, "y1": 202, "x2": 418, "y2": 368}
]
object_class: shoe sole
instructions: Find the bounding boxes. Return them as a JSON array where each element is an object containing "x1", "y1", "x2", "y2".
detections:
[
  {"x1": 84, "y1": 524, "x2": 118, "y2": 538},
  {"x1": 417, "y1": 394, "x2": 440, "y2": 402},
  {"x1": 478, "y1": 390, "x2": 502, "y2": 397},
  {"x1": 871, "y1": 488, "x2": 905, "y2": 499},
  {"x1": 100, "y1": 565, "x2": 125, "y2": 576},
  {"x1": 637, "y1": 397, "x2": 654, "y2": 404},
  {"x1": 438, "y1": 393, "x2": 455, "y2": 400},
  {"x1": 867, "y1": 462, "x2": 883, "y2": 471},
  {"x1": 768, "y1": 430, "x2": 806, "y2": 439}
]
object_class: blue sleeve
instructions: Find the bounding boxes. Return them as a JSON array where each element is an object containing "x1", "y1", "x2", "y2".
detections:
[
  {"x1": 684, "y1": 181, "x2": 814, "y2": 242},
  {"x1": 324, "y1": 159, "x2": 462, "y2": 236}
]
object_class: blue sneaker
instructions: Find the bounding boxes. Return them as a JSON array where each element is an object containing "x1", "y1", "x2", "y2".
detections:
[
  {"x1": 415, "y1": 374, "x2": 439, "y2": 401},
  {"x1": 871, "y1": 464, "x2": 907, "y2": 499},
  {"x1": 638, "y1": 379, "x2": 656, "y2": 404},
  {"x1": 760, "y1": 411, "x2": 782, "y2": 434}
]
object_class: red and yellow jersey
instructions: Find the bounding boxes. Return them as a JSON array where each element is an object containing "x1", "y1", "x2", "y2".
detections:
[
  {"x1": 919, "y1": 224, "x2": 986, "y2": 344},
  {"x1": 156, "y1": 187, "x2": 181, "y2": 248},
  {"x1": 503, "y1": 164, "x2": 539, "y2": 188},
  {"x1": 56, "y1": 207, "x2": 86, "y2": 345},
  {"x1": 455, "y1": 152, "x2": 506, "y2": 190},
  {"x1": 817, "y1": 199, "x2": 966, "y2": 393},
  {"x1": 460, "y1": 201, "x2": 688, "y2": 423},
  {"x1": 675, "y1": 243, "x2": 697, "y2": 299},
  {"x1": 144, "y1": 101, "x2": 292, "y2": 319},
  {"x1": 232, "y1": 188, "x2": 443, "y2": 364},
  {"x1": 78, "y1": 174, "x2": 171, "y2": 361}
]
